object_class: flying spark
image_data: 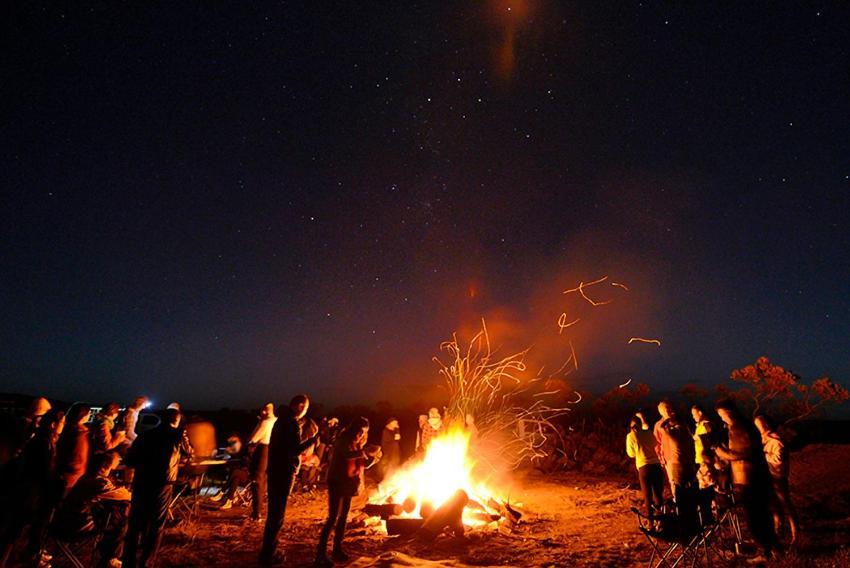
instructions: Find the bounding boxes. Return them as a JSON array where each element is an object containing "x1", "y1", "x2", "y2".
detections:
[
  {"x1": 557, "y1": 312, "x2": 580, "y2": 334},
  {"x1": 618, "y1": 378, "x2": 632, "y2": 389},
  {"x1": 611, "y1": 282, "x2": 629, "y2": 291},
  {"x1": 563, "y1": 276, "x2": 613, "y2": 306},
  {"x1": 628, "y1": 337, "x2": 662, "y2": 346}
]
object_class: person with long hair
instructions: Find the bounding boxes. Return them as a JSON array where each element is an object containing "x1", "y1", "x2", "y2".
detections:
[
  {"x1": 0, "y1": 408, "x2": 65, "y2": 567},
  {"x1": 626, "y1": 415, "x2": 664, "y2": 515},
  {"x1": 315, "y1": 417, "x2": 381, "y2": 565}
]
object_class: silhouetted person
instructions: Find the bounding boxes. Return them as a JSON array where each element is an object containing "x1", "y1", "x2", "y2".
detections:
[
  {"x1": 0, "y1": 409, "x2": 65, "y2": 568},
  {"x1": 379, "y1": 418, "x2": 401, "y2": 481},
  {"x1": 315, "y1": 417, "x2": 380, "y2": 565},
  {"x1": 714, "y1": 399, "x2": 777, "y2": 560},
  {"x1": 123, "y1": 408, "x2": 183, "y2": 568},
  {"x1": 755, "y1": 414, "x2": 799, "y2": 544},
  {"x1": 626, "y1": 416, "x2": 664, "y2": 515},
  {"x1": 57, "y1": 402, "x2": 92, "y2": 496},
  {"x1": 258, "y1": 395, "x2": 318, "y2": 566}
]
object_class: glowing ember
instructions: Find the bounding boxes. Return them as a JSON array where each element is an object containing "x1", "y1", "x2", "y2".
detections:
[{"x1": 372, "y1": 424, "x2": 500, "y2": 527}]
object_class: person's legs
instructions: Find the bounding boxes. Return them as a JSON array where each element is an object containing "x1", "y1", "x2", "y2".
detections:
[
  {"x1": 648, "y1": 465, "x2": 665, "y2": 511},
  {"x1": 331, "y1": 496, "x2": 353, "y2": 557},
  {"x1": 741, "y1": 483, "x2": 777, "y2": 557},
  {"x1": 250, "y1": 445, "x2": 269, "y2": 519},
  {"x1": 139, "y1": 485, "x2": 171, "y2": 568},
  {"x1": 773, "y1": 477, "x2": 799, "y2": 543},
  {"x1": 317, "y1": 488, "x2": 343, "y2": 561},
  {"x1": 637, "y1": 466, "x2": 653, "y2": 515},
  {"x1": 123, "y1": 491, "x2": 148, "y2": 568},
  {"x1": 97, "y1": 508, "x2": 128, "y2": 568},
  {"x1": 225, "y1": 468, "x2": 250, "y2": 502},
  {"x1": 259, "y1": 472, "x2": 293, "y2": 564}
]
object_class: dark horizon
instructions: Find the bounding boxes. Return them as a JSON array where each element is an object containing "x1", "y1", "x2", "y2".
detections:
[{"x1": 3, "y1": 3, "x2": 848, "y2": 409}]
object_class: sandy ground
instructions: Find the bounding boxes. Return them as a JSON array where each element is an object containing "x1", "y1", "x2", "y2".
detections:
[{"x1": 157, "y1": 444, "x2": 850, "y2": 567}]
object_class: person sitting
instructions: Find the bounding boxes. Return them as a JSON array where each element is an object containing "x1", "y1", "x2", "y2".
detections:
[
  {"x1": 91, "y1": 403, "x2": 126, "y2": 457},
  {"x1": 210, "y1": 435, "x2": 250, "y2": 510},
  {"x1": 55, "y1": 452, "x2": 129, "y2": 568}
]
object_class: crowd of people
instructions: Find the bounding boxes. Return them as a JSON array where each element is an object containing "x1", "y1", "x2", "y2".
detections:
[
  {"x1": 625, "y1": 398, "x2": 799, "y2": 561},
  {"x1": 1, "y1": 392, "x2": 802, "y2": 566},
  {"x1": 0, "y1": 395, "x2": 454, "y2": 568}
]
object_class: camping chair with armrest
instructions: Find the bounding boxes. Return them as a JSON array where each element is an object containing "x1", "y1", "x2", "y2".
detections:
[{"x1": 632, "y1": 484, "x2": 707, "y2": 568}]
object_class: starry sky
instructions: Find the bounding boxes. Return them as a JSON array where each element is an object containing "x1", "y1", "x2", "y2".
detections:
[{"x1": 2, "y1": 2, "x2": 849, "y2": 409}]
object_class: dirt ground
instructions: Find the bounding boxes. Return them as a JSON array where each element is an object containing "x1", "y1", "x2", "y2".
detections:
[{"x1": 158, "y1": 444, "x2": 850, "y2": 567}]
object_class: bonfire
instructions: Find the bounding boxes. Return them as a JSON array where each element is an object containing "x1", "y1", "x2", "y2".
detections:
[{"x1": 364, "y1": 320, "x2": 568, "y2": 538}]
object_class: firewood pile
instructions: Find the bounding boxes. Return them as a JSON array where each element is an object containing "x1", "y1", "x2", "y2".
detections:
[{"x1": 360, "y1": 490, "x2": 524, "y2": 541}]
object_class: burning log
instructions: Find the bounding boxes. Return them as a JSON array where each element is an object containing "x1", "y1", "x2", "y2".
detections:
[
  {"x1": 417, "y1": 489, "x2": 468, "y2": 541},
  {"x1": 362, "y1": 503, "x2": 404, "y2": 519},
  {"x1": 487, "y1": 497, "x2": 522, "y2": 531},
  {"x1": 386, "y1": 518, "x2": 425, "y2": 536}
]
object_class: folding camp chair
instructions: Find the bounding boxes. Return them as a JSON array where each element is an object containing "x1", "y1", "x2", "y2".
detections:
[
  {"x1": 231, "y1": 481, "x2": 253, "y2": 509},
  {"x1": 48, "y1": 511, "x2": 112, "y2": 568},
  {"x1": 166, "y1": 463, "x2": 209, "y2": 524},
  {"x1": 632, "y1": 486, "x2": 707, "y2": 568}
]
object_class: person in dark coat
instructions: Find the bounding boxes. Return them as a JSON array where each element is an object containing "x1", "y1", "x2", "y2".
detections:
[
  {"x1": 315, "y1": 417, "x2": 380, "y2": 565},
  {"x1": 714, "y1": 399, "x2": 778, "y2": 560},
  {"x1": 378, "y1": 418, "x2": 401, "y2": 481},
  {"x1": 0, "y1": 408, "x2": 65, "y2": 567},
  {"x1": 56, "y1": 402, "x2": 92, "y2": 496},
  {"x1": 122, "y1": 408, "x2": 183, "y2": 568},
  {"x1": 258, "y1": 395, "x2": 318, "y2": 566}
]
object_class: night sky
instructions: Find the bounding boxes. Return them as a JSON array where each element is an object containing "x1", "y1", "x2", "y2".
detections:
[{"x1": 3, "y1": 2, "x2": 849, "y2": 409}]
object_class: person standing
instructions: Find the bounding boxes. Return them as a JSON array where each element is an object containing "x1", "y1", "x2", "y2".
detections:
[
  {"x1": 56, "y1": 402, "x2": 93, "y2": 496},
  {"x1": 124, "y1": 397, "x2": 149, "y2": 446},
  {"x1": 258, "y1": 395, "x2": 318, "y2": 566},
  {"x1": 379, "y1": 418, "x2": 401, "y2": 481},
  {"x1": 315, "y1": 417, "x2": 381, "y2": 565},
  {"x1": 122, "y1": 407, "x2": 184, "y2": 568},
  {"x1": 754, "y1": 415, "x2": 799, "y2": 544},
  {"x1": 653, "y1": 401, "x2": 696, "y2": 503},
  {"x1": 626, "y1": 416, "x2": 664, "y2": 515},
  {"x1": 713, "y1": 400, "x2": 777, "y2": 560},
  {"x1": 691, "y1": 404, "x2": 714, "y2": 466},
  {"x1": 246, "y1": 403, "x2": 277, "y2": 520},
  {"x1": 0, "y1": 409, "x2": 65, "y2": 567},
  {"x1": 91, "y1": 403, "x2": 127, "y2": 456},
  {"x1": 414, "y1": 414, "x2": 429, "y2": 455}
]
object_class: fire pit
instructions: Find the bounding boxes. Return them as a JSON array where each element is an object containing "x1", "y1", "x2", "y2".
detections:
[{"x1": 363, "y1": 425, "x2": 522, "y2": 539}]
